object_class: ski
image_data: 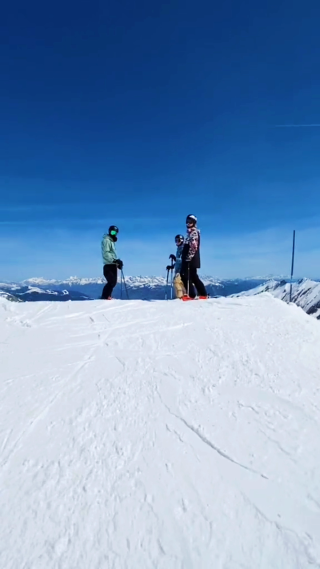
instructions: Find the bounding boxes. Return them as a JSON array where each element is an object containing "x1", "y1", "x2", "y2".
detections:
[{"x1": 181, "y1": 295, "x2": 209, "y2": 301}]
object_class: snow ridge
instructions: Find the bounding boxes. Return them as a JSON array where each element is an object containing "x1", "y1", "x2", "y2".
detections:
[{"x1": 236, "y1": 278, "x2": 320, "y2": 319}]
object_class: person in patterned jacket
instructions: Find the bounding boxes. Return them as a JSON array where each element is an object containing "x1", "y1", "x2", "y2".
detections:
[{"x1": 180, "y1": 214, "x2": 207, "y2": 299}]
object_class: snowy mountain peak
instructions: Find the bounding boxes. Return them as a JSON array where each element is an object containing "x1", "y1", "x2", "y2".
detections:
[{"x1": 235, "y1": 278, "x2": 320, "y2": 319}]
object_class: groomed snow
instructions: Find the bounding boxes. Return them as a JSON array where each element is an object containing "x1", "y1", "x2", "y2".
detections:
[{"x1": 1, "y1": 294, "x2": 320, "y2": 568}]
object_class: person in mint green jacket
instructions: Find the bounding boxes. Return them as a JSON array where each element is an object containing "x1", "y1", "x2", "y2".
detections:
[{"x1": 101, "y1": 225, "x2": 123, "y2": 299}]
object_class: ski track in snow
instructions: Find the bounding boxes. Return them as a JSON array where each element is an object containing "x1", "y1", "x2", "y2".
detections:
[{"x1": 1, "y1": 295, "x2": 320, "y2": 568}]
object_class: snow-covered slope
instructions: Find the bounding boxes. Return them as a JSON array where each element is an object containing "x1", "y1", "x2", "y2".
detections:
[
  {"x1": 0, "y1": 291, "x2": 22, "y2": 302},
  {"x1": 236, "y1": 278, "x2": 320, "y2": 319},
  {"x1": 1, "y1": 295, "x2": 320, "y2": 568}
]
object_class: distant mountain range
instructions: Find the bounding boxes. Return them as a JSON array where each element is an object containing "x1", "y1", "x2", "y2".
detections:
[
  {"x1": 0, "y1": 284, "x2": 90, "y2": 302},
  {"x1": 0, "y1": 276, "x2": 272, "y2": 302},
  {"x1": 1, "y1": 276, "x2": 320, "y2": 320}
]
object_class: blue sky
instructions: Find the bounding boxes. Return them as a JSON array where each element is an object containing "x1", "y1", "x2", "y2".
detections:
[{"x1": 1, "y1": 0, "x2": 320, "y2": 280}]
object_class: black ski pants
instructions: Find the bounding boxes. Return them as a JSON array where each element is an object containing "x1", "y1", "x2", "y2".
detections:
[
  {"x1": 181, "y1": 265, "x2": 207, "y2": 298},
  {"x1": 102, "y1": 264, "x2": 117, "y2": 299}
]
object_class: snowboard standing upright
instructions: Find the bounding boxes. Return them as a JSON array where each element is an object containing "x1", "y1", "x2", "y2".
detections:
[{"x1": 173, "y1": 274, "x2": 185, "y2": 298}]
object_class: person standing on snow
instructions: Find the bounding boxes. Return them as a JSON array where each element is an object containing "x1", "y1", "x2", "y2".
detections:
[
  {"x1": 166, "y1": 235, "x2": 186, "y2": 298},
  {"x1": 101, "y1": 226, "x2": 123, "y2": 300},
  {"x1": 180, "y1": 214, "x2": 207, "y2": 299},
  {"x1": 167, "y1": 234, "x2": 184, "y2": 274}
]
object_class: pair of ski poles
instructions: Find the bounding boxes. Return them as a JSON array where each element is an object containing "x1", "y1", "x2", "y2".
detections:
[
  {"x1": 120, "y1": 269, "x2": 129, "y2": 300},
  {"x1": 165, "y1": 262, "x2": 175, "y2": 300}
]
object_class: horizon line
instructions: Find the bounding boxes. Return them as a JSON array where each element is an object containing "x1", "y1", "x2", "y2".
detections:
[{"x1": 272, "y1": 124, "x2": 320, "y2": 128}]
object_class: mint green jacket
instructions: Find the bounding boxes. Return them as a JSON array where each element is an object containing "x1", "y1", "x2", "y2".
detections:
[{"x1": 101, "y1": 234, "x2": 117, "y2": 265}]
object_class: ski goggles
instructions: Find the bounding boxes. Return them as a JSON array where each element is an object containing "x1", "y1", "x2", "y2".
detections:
[{"x1": 110, "y1": 229, "x2": 118, "y2": 236}]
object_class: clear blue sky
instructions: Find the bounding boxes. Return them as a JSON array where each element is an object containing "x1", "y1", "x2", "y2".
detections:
[{"x1": 1, "y1": 0, "x2": 320, "y2": 280}]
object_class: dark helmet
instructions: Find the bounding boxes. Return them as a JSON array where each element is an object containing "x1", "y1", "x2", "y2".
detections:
[
  {"x1": 109, "y1": 225, "x2": 119, "y2": 235},
  {"x1": 175, "y1": 234, "x2": 184, "y2": 243},
  {"x1": 186, "y1": 214, "x2": 197, "y2": 226}
]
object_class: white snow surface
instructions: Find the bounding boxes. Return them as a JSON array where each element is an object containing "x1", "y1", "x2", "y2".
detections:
[{"x1": 1, "y1": 294, "x2": 320, "y2": 568}]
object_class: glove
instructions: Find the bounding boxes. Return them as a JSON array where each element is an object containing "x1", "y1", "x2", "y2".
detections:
[
  {"x1": 166, "y1": 264, "x2": 174, "y2": 271},
  {"x1": 169, "y1": 254, "x2": 176, "y2": 262},
  {"x1": 115, "y1": 259, "x2": 123, "y2": 270}
]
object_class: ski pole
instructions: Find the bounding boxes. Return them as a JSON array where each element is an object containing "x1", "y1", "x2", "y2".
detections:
[
  {"x1": 120, "y1": 269, "x2": 123, "y2": 300},
  {"x1": 121, "y1": 270, "x2": 129, "y2": 300},
  {"x1": 165, "y1": 268, "x2": 170, "y2": 300},
  {"x1": 167, "y1": 254, "x2": 175, "y2": 300},
  {"x1": 187, "y1": 263, "x2": 190, "y2": 297}
]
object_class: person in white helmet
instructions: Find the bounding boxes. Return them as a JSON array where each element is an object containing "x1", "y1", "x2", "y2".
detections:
[{"x1": 180, "y1": 214, "x2": 207, "y2": 299}]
